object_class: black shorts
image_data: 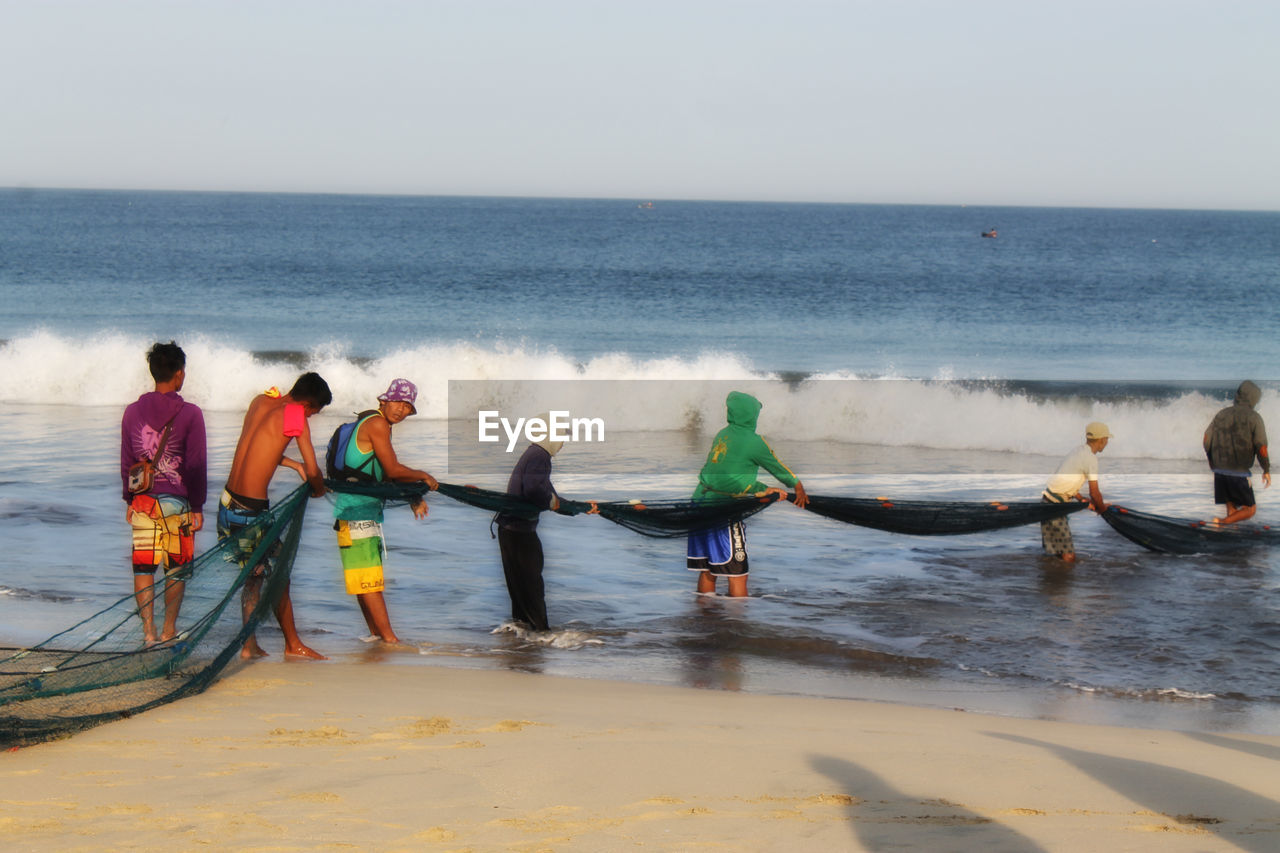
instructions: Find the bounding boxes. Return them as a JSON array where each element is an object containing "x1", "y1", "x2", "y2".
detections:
[{"x1": 1213, "y1": 473, "x2": 1256, "y2": 508}]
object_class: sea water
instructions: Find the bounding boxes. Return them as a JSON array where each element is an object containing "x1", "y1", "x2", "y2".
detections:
[{"x1": 1, "y1": 189, "x2": 1278, "y2": 734}]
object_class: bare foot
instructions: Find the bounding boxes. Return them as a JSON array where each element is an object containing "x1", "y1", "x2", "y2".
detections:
[
  {"x1": 241, "y1": 639, "x2": 269, "y2": 660},
  {"x1": 284, "y1": 644, "x2": 328, "y2": 661}
]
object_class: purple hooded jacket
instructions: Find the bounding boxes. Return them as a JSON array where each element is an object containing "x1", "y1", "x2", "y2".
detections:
[
  {"x1": 495, "y1": 444, "x2": 558, "y2": 532},
  {"x1": 120, "y1": 391, "x2": 208, "y2": 511}
]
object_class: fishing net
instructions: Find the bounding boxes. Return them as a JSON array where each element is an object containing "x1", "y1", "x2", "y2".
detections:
[
  {"x1": 328, "y1": 480, "x2": 781, "y2": 537},
  {"x1": 333, "y1": 481, "x2": 1090, "y2": 539},
  {"x1": 563, "y1": 494, "x2": 781, "y2": 538},
  {"x1": 0, "y1": 485, "x2": 310, "y2": 747},
  {"x1": 800, "y1": 494, "x2": 1087, "y2": 535},
  {"x1": 327, "y1": 480, "x2": 547, "y2": 520},
  {"x1": 1102, "y1": 505, "x2": 1280, "y2": 555}
]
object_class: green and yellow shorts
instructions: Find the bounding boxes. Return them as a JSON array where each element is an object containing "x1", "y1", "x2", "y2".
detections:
[{"x1": 336, "y1": 519, "x2": 385, "y2": 595}]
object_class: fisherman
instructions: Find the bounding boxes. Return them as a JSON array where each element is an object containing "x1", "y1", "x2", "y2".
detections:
[
  {"x1": 217, "y1": 372, "x2": 331, "y2": 660},
  {"x1": 492, "y1": 416, "x2": 596, "y2": 631},
  {"x1": 687, "y1": 391, "x2": 808, "y2": 597},
  {"x1": 121, "y1": 341, "x2": 207, "y2": 645},
  {"x1": 1204, "y1": 380, "x2": 1271, "y2": 525},
  {"x1": 331, "y1": 379, "x2": 439, "y2": 644},
  {"x1": 1041, "y1": 422, "x2": 1110, "y2": 562}
]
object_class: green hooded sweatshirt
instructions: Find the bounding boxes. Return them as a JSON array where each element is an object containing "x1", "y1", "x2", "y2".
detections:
[{"x1": 691, "y1": 391, "x2": 799, "y2": 501}]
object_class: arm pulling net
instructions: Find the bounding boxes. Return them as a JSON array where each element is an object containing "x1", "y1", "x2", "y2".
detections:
[
  {"x1": 327, "y1": 480, "x2": 781, "y2": 537},
  {"x1": 0, "y1": 484, "x2": 310, "y2": 747},
  {"x1": 1102, "y1": 505, "x2": 1280, "y2": 555},
  {"x1": 799, "y1": 494, "x2": 1086, "y2": 535}
]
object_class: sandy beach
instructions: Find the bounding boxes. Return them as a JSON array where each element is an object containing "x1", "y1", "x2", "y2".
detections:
[{"x1": 1, "y1": 663, "x2": 1277, "y2": 852}]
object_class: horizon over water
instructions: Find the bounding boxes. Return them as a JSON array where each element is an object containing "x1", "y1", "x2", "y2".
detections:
[{"x1": 1, "y1": 189, "x2": 1278, "y2": 735}]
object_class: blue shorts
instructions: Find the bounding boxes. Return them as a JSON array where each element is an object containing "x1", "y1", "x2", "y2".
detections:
[{"x1": 687, "y1": 522, "x2": 748, "y2": 576}]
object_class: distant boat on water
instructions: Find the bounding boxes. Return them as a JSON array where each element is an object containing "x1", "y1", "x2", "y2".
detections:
[
  {"x1": 981, "y1": 228, "x2": 998, "y2": 238},
  {"x1": 637, "y1": 201, "x2": 654, "y2": 209}
]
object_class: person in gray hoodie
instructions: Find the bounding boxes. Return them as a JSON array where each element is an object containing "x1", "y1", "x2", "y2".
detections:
[{"x1": 1204, "y1": 380, "x2": 1271, "y2": 524}]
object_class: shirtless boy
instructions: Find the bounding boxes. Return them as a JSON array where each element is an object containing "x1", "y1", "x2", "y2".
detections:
[{"x1": 217, "y1": 372, "x2": 332, "y2": 659}]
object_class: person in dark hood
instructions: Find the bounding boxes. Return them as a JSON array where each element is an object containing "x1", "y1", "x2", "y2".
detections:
[
  {"x1": 687, "y1": 391, "x2": 808, "y2": 597},
  {"x1": 494, "y1": 418, "x2": 594, "y2": 631},
  {"x1": 1204, "y1": 380, "x2": 1271, "y2": 524}
]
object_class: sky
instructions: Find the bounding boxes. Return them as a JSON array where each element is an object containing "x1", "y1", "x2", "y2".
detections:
[{"x1": 2, "y1": 0, "x2": 1277, "y2": 210}]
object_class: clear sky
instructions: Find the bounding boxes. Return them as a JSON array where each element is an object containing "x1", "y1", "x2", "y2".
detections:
[{"x1": 3, "y1": 0, "x2": 1277, "y2": 209}]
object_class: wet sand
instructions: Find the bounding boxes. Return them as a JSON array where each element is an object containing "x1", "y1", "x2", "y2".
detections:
[{"x1": 2, "y1": 662, "x2": 1278, "y2": 851}]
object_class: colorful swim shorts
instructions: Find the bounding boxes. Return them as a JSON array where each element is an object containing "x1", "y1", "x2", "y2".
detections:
[
  {"x1": 336, "y1": 519, "x2": 386, "y2": 595},
  {"x1": 216, "y1": 488, "x2": 273, "y2": 576},
  {"x1": 130, "y1": 494, "x2": 194, "y2": 575}
]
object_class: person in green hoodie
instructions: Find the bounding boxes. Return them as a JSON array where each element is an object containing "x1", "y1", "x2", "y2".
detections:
[
  {"x1": 1204, "y1": 380, "x2": 1271, "y2": 525},
  {"x1": 687, "y1": 391, "x2": 808, "y2": 597}
]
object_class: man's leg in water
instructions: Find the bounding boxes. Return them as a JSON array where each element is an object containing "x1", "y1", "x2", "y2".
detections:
[
  {"x1": 357, "y1": 591, "x2": 400, "y2": 643},
  {"x1": 274, "y1": 581, "x2": 326, "y2": 659},
  {"x1": 240, "y1": 571, "x2": 268, "y2": 658},
  {"x1": 1215, "y1": 501, "x2": 1257, "y2": 525},
  {"x1": 160, "y1": 575, "x2": 186, "y2": 641},
  {"x1": 133, "y1": 573, "x2": 159, "y2": 644}
]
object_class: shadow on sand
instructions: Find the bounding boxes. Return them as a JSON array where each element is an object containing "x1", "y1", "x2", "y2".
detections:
[
  {"x1": 987, "y1": 732, "x2": 1280, "y2": 852},
  {"x1": 809, "y1": 754, "x2": 1048, "y2": 852}
]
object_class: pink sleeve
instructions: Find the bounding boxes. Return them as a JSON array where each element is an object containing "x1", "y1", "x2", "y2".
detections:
[{"x1": 283, "y1": 402, "x2": 305, "y2": 437}]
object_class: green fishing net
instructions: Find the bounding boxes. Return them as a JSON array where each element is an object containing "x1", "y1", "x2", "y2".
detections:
[
  {"x1": 799, "y1": 494, "x2": 1086, "y2": 535},
  {"x1": 0, "y1": 477, "x2": 1134, "y2": 747},
  {"x1": 328, "y1": 480, "x2": 781, "y2": 537},
  {"x1": 0, "y1": 485, "x2": 310, "y2": 747},
  {"x1": 1103, "y1": 505, "x2": 1280, "y2": 554}
]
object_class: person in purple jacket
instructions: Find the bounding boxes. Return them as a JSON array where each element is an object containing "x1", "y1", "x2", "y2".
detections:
[
  {"x1": 494, "y1": 431, "x2": 564, "y2": 631},
  {"x1": 493, "y1": 420, "x2": 597, "y2": 632},
  {"x1": 121, "y1": 342, "x2": 207, "y2": 644}
]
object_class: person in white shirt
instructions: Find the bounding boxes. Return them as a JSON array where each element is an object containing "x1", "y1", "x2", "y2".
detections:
[{"x1": 1041, "y1": 422, "x2": 1111, "y2": 563}]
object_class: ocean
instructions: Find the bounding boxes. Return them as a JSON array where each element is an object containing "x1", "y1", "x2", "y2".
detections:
[{"x1": 2, "y1": 188, "x2": 1278, "y2": 735}]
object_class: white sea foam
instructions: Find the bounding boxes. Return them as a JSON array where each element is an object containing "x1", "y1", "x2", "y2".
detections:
[
  {"x1": 1, "y1": 330, "x2": 1270, "y2": 461},
  {"x1": 1064, "y1": 682, "x2": 1218, "y2": 702},
  {"x1": 490, "y1": 621, "x2": 605, "y2": 649}
]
